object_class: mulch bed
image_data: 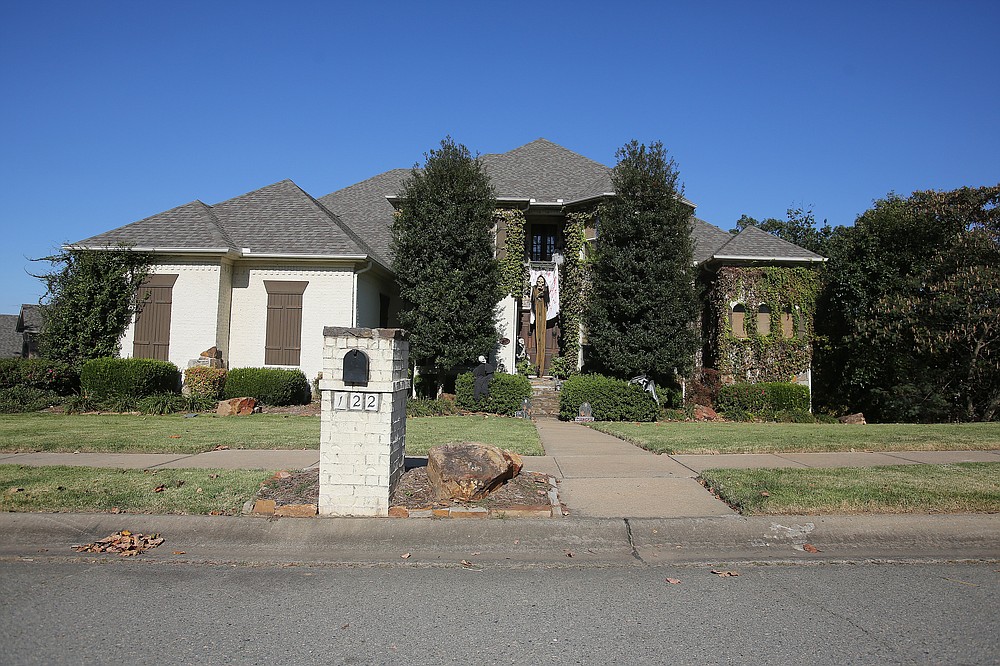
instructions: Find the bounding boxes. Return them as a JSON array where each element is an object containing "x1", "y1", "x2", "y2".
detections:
[{"x1": 253, "y1": 466, "x2": 557, "y2": 513}]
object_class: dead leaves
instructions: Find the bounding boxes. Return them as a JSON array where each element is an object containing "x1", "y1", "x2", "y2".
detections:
[
  {"x1": 711, "y1": 569, "x2": 740, "y2": 578},
  {"x1": 72, "y1": 530, "x2": 164, "y2": 557},
  {"x1": 803, "y1": 543, "x2": 821, "y2": 553},
  {"x1": 665, "y1": 578, "x2": 682, "y2": 585}
]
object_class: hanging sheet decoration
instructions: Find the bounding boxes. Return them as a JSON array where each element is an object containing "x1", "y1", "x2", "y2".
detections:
[{"x1": 528, "y1": 267, "x2": 559, "y2": 324}]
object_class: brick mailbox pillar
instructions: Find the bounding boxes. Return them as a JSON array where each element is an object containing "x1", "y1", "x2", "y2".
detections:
[{"x1": 319, "y1": 327, "x2": 410, "y2": 516}]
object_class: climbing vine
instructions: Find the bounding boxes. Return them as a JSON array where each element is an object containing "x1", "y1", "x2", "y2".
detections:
[
  {"x1": 495, "y1": 208, "x2": 528, "y2": 298},
  {"x1": 710, "y1": 266, "x2": 820, "y2": 383},
  {"x1": 559, "y1": 210, "x2": 593, "y2": 365}
]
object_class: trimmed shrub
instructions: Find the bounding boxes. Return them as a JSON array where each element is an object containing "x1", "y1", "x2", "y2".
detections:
[
  {"x1": 0, "y1": 386, "x2": 60, "y2": 413},
  {"x1": 137, "y1": 393, "x2": 188, "y2": 415},
  {"x1": 80, "y1": 357, "x2": 180, "y2": 399},
  {"x1": 558, "y1": 373, "x2": 659, "y2": 422},
  {"x1": 406, "y1": 398, "x2": 460, "y2": 417},
  {"x1": 455, "y1": 372, "x2": 532, "y2": 416},
  {"x1": 184, "y1": 366, "x2": 228, "y2": 399},
  {"x1": 773, "y1": 408, "x2": 818, "y2": 424},
  {"x1": 222, "y1": 367, "x2": 311, "y2": 406},
  {"x1": 0, "y1": 358, "x2": 78, "y2": 395},
  {"x1": 716, "y1": 382, "x2": 810, "y2": 416}
]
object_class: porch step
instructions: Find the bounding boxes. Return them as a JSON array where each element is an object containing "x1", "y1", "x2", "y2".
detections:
[{"x1": 530, "y1": 377, "x2": 562, "y2": 417}]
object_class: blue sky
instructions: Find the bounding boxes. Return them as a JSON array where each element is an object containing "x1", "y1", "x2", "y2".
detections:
[{"x1": 1, "y1": 1, "x2": 997, "y2": 314}]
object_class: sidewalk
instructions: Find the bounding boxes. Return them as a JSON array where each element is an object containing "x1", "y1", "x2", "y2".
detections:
[{"x1": 4, "y1": 419, "x2": 997, "y2": 520}]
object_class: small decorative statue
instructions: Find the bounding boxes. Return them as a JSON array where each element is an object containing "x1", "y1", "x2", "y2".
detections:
[
  {"x1": 531, "y1": 275, "x2": 549, "y2": 375},
  {"x1": 472, "y1": 355, "x2": 495, "y2": 402}
]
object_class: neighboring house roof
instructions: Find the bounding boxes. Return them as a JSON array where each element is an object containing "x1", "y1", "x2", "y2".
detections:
[
  {"x1": 16, "y1": 304, "x2": 43, "y2": 333},
  {"x1": 691, "y1": 217, "x2": 738, "y2": 264},
  {"x1": 74, "y1": 180, "x2": 379, "y2": 263},
  {"x1": 708, "y1": 225, "x2": 825, "y2": 263},
  {"x1": 0, "y1": 314, "x2": 22, "y2": 358}
]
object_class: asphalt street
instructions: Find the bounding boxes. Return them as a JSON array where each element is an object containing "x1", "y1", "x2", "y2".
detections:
[{"x1": 1, "y1": 559, "x2": 997, "y2": 665}]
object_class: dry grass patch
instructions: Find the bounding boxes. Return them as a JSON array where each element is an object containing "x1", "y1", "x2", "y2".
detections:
[{"x1": 0, "y1": 465, "x2": 271, "y2": 514}]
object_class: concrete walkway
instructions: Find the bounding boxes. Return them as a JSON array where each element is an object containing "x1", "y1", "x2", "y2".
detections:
[{"x1": 3, "y1": 421, "x2": 998, "y2": 520}]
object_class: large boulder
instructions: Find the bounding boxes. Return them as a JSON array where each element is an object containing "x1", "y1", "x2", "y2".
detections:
[
  {"x1": 217, "y1": 397, "x2": 256, "y2": 416},
  {"x1": 838, "y1": 412, "x2": 866, "y2": 425},
  {"x1": 426, "y1": 442, "x2": 520, "y2": 502}
]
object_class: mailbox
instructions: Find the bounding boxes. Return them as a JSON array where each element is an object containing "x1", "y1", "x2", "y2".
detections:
[{"x1": 343, "y1": 349, "x2": 370, "y2": 386}]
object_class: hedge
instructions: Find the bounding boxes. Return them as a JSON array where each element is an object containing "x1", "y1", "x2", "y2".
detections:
[
  {"x1": 184, "y1": 366, "x2": 228, "y2": 399},
  {"x1": 455, "y1": 372, "x2": 532, "y2": 416},
  {"x1": 0, "y1": 386, "x2": 61, "y2": 413},
  {"x1": 716, "y1": 382, "x2": 810, "y2": 415},
  {"x1": 0, "y1": 358, "x2": 77, "y2": 395},
  {"x1": 406, "y1": 398, "x2": 460, "y2": 417},
  {"x1": 222, "y1": 367, "x2": 311, "y2": 406},
  {"x1": 558, "y1": 374, "x2": 659, "y2": 422},
  {"x1": 80, "y1": 357, "x2": 181, "y2": 399}
]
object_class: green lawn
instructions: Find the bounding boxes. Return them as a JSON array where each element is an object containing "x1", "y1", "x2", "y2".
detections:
[
  {"x1": 0, "y1": 413, "x2": 319, "y2": 453},
  {"x1": 404, "y1": 415, "x2": 543, "y2": 456},
  {"x1": 0, "y1": 465, "x2": 270, "y2": 514},
  {"x1": 0, "y1": 413, "x2": 543, "y2": 456},
  {"x1": 590, "y1": 421, "x2": 1000, "y2": 455},
  {"x1": 701, "y1": 462, "x2": 1000, "y2": 515}
]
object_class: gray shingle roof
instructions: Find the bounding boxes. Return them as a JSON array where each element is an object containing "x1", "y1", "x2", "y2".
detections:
[
  {"x1": 317, "y1": 169, "x2": 410, "y2": 266},
  {"x1": 17, "y1": 304, "x2": 43, "y2": 333},
  {"x1": 0, "y1": 314, "x2": 22, "y2": 358},
  {"x1": 710, "y1": 225, "x2": 825, "y2": 262},
  {"x1": 691, "y1": 217, "x2": 737, "y2": 264},
  {"x1": 480, "y1": 138, "x2": 613, "y2": 203},
  {"x1": 75, "y1": 180, "x2": 376, "y2": 261}
]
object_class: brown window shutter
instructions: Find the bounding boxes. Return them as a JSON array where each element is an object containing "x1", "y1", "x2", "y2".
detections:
[
  {"x1": 133, "y1": 274, "x2": 178, "y2": 361},
  {"x1": 264, "y1": 281, "x2": 307, "y2": 366}
]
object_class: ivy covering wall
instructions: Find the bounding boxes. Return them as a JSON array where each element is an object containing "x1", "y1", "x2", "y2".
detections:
[
  {"x1": 496, "y1": 208, "x2": 527, "y2": 298},
  {"x1": 559, "y1": 210, "x2": 592, "y2": 364},
  {"x1": 709, "y1": 266, "x2": 820, "y2": 383}
]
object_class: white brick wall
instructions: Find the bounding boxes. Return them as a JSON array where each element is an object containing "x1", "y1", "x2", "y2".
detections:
[
  {"x1": 119, "y1": 260, "x2": 224, "y2": 371},
  {"x1": 319, "y1": 329, "x2": 410, "y2": 517},
  {"x1": 228, "y1": 264, "x2": 355, "y2": 382}
]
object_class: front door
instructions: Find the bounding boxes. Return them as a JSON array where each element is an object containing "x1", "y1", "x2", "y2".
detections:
[{"x1": 519, "y1": 309, "x2": 559, "y2": 375}]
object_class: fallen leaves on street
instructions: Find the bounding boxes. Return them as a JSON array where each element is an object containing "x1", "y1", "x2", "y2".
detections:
[
  {"x1": 72, "y1": 530, "x2": 164, "y2": 557},
  {"x1": 665, "y1": 578, "x2": 682, "y2": 585},
  {"x1": 803, "y1": 543, "x2": 820, "y2": 553},
  {"x1": 711, "y1": 569, "x2": 740, "y2": 577}
]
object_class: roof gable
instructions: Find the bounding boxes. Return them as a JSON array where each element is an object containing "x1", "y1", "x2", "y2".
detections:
[
  {"x1": 711, "y1": 225, "x2": 825, "y2": 262},
  {"x1": 481, "y1": 138, "x2": 612, "y2": 203},
  {"x1": 0, "y1": 314, "x2": 22, "y2": 358},
  {"x1": 75, "y1": 200, "x2": 235, "y2": 251}
]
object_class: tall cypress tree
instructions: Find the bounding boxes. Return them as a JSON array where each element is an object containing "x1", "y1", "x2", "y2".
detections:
[
  {"x1": 584, "y1": 140, "x2": 699, "y2": 383},
  {"x1": 391, "y1": 137, "x2": 502, "y2": 391}
]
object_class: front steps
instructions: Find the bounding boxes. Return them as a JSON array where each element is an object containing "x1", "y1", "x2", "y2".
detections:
[{"x1": 530, "y1": 377, "x2": 562, "y2": 418}]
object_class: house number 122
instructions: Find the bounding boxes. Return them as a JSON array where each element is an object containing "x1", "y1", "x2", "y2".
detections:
[{"x1": 334, "y1": 392, "x2": 380, "y2": 412}]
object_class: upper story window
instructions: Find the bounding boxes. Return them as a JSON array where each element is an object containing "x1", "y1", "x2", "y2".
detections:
[
  {"x1": 530, "y1": 224, "x2": 557, "y2": 262},
  {"x1": 781, "y1": 306, "x2": 794, "y2": 338}
]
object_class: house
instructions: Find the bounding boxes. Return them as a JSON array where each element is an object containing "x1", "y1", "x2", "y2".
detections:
[
  {"x1": 73, "y1": 138, "x2": 824, "y2": 386},
  {"x1": 1, "y1": 305, "x2": 43, "y2": 359}
]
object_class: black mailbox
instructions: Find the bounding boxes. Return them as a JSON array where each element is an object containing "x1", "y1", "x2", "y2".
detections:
[{"x1": 343, "y1": 350, "x2": 370, "y2": 386}]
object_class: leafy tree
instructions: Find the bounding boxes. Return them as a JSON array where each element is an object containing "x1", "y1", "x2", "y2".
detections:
[
  {"x1": 734, "y1": 207, "x2": 835, "y2": 256},
  {"x1": 34, "y1": 247, "x2": 152, "y2": 369},
  {"x1": 391, "y1": 137, "x2": 502, "y2": 392},
  {"x1": 584, "y1": 140, "x2": 699, "y2": 384},
  {"x1": 814, "y1": 186, "x2": 1000, "y2": 422}
]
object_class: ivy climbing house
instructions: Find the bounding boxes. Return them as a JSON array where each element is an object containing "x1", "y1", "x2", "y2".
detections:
[{"x1": 73, "y1": 138, "x2": 824, "y2": 389}]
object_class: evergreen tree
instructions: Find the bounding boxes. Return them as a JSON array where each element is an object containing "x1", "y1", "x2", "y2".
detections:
[
  {"x1": 391, "y1": 137, "x2": 502, "y2": 391},
  {"x1": 34, "y1": 247, "x2": 152, "y2": 369},
  {"x1": 584, "y1": 140, "x2": 699, "y2": 383}
]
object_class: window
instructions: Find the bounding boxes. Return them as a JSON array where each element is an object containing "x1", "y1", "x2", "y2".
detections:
[
  {"x1": 133, "y1": 274, "x2": 178, "y2": 361},
  {"x1": 780, "y1": 306, "x2": 794, "y2": 338},
  {"x1": 264, "y1": 281, "x2": 308, "y2": 366},
  {"x1": 379, "y1": 293, "x2": 390, "y2": 328},
  {"x1": 757, "y1": 304, "x2": 771, "y2": 336},
  {"x1": 731, "y1": 304, "x2": 747, "y2": 338},
  {"x1": 530, "y1": 224, "x2": 557, "y2": 261}
]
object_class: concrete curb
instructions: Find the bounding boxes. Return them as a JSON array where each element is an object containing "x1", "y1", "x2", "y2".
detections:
[{"x1": 1, "y1": 512, "x2": 996, "y2": 566}]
